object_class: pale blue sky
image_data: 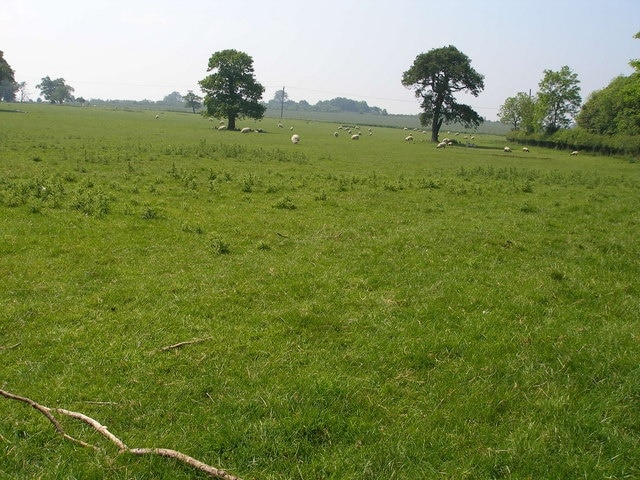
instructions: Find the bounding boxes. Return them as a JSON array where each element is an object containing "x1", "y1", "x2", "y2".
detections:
[{"x1": 2, "y1": 0, "x2": 638, "y2": 120}]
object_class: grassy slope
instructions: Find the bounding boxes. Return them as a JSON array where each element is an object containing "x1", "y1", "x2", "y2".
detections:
[{"x1": 1, "y1": 104, "x2": 639, "y2": 479}]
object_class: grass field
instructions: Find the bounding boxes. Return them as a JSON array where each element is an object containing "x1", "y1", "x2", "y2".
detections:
[{"x1": 1, "y1": 103, "x2": 639, "y2": 479}]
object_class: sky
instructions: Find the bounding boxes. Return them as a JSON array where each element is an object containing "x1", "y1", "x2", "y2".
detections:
[{"x1": 2, "y1": 0, "x2": 639, "y2": 120}]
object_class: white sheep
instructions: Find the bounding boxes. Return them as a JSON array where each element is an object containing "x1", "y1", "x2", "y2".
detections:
[
  {"x1": 291, "y1": 134, "x2": 300, "y2": 144},
  {"x1": 436, "y1": 141, "x2": 447, "y2": 148},
  {"x1": 405, "y1": 134, "x2": 414, "y2": 141},
  {"x1": 522, "y1": 147, "x2": 530, "y2": 152},
  {"x1": 504, "y1": 146, "x2": 512, "y2": 152},
  {"x1": 351, "y1": 134, "x2": 360, "y2": 140},
  {"x1": 334, "y1": 132, "x2": 339, "y2": 137},
  {"x1": 217, "y1": 125, "x2": 227, "y2": 130},
  {"x1": 155, "y1": 114, "x2": 159, "y2": 119},
  {"x1": 277, "y1": 123, "x2": 283, "y2": 128},
  {"x1": 240, "y1": 127, "x2": 251, "y2": 133},
  {"x1": 571, "y1": 150, "x2": 579, "y2": 156}
]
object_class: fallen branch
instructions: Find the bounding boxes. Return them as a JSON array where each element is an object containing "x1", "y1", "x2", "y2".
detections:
[
  {"x1": 160, "y1": 336, "x2": 213, "y2": 352},
  {"x1": 0, "y1": 388, "x2": 242, "y2": 480},
  {"x1": 0, "y1": 342, "x2": 21, "y2": 351}
]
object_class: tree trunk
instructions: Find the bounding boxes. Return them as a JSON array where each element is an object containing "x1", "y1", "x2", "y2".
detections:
[
  {"x1": 228, "y1": 114, "x2": 236, "y2": 131},
  {"x1": 431, "y1": 116, "x2": 443, "y2": 143}
]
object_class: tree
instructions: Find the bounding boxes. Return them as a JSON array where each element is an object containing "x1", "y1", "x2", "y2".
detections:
[
  {"x1": 0, "y1": 51, "x2": 18, "y2": 102},
  {"x1": 577, "y1": 74, "x2": 640, "y2": 136},
  {"x1": 537, "y1": 66, "x2": 581, "y2": 133},
  {"x1": 199, "y1": 49, "x2": 266, "y2": 130},
  {"x1": 401, "y1": 45, "x2": 485, "y2": 142},
  {"x1": 162, "y1": 91, "x2": 183, "y2": 105},
  {"x1": 183, "y1": 90, "x2": 202, "y2": 113},
  {"x1": 36, "y1": 76, "x2": 75, "y2": 104},
  {"x1": 499, "y1": 92, "x2": 537, "y2": 131}
]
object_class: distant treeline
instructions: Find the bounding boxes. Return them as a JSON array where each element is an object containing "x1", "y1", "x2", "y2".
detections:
[{"x1": 265, "y1": 96, "x2": 388, "y2": 115}]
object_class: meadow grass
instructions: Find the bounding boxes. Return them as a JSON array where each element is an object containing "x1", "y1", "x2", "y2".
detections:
[{"x1": 1, "y1": 104, "x2": 639, "y2": 479}]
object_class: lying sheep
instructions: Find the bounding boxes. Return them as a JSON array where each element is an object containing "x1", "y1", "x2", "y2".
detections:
[
  {"x1": 240, "y1": 127, "x2": 251, "y2": 133},
  {"x1": 351, "y1": 134, "x2": 360, "y2": 140},
  {"x1": 217, "y1": 125, "x2": 227, "y2": 130},
  {"x1": 291, "y1": 134, "x2": 300, "y2": 144},
  {"x1": 436, "y1": 141, "x2": 447, "y2": 148},
  {"x1": 504, "y1": 146, "x2": 512, "y2": 152}
]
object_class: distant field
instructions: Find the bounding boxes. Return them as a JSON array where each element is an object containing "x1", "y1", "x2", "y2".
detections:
[{"x1": 1, "y1": 103, "x2": 639, "y2": 479}]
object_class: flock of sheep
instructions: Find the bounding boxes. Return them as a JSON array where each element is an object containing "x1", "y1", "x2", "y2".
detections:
[{"x1": 206, "y1": 118, "x2": 580, "y2": 155}]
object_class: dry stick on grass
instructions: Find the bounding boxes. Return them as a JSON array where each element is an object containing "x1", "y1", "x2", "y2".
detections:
[
  {"x1": 159, "y1": 336, "x2": 213, "y2": 352},
  {"x1": 0, "y1": 388, "x2": 242, "y2": 480}
]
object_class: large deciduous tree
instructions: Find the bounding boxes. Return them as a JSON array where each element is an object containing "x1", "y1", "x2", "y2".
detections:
[
  {"x1": 199, "y1": 49, "x2": 266, "y2": 130},
  {"x1": 402, "y1": 45, "x2": 485, "y2": 142},
  {"x1": 0, "y1": 51, "x2": 18, "y2": 102},
  {"x1": 36, "y1": 76, "x2": 75, "y2": 104},
  {"x1": 537, "y1": 65, "x2": 581, "y2": 133}
]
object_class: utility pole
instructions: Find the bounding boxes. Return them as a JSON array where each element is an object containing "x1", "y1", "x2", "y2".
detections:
[{"x1": 280, "y1": 86, "x2": 285, "y2": 119}]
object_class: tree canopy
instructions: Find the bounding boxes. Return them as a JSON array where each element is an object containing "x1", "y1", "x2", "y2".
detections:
[
  {"x1": 401, "y1": 45, "x2": 484, "y2": 142},
  {"x1": 36, "y1": 76, "x2": 75, "y2": 104},
  {"x1": 0, "y1": 51, "x2": 18, "y2": 102},
  {"x1": 537, "y1": 66, "x2": 581, "y2": 133},
  {"x1": 498, "y1": 92, "x2": 536, "y2": 132},
  {"x1": 199, "y1": 49, "x2": 266, "y2": 130}
]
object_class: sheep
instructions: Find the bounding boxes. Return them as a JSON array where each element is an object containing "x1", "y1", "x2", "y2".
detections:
[
  {"x1": 436, "y1": 141, "x2": 447, "y2": 148},
  {"x1": 504, "y1": 146, "x2": 512, "y2": 152},
  {"x1": 571, "y1": 150, "x2": 579, "y2": 156},
  {"x1": 334, "y1": 132, "x2": 339, "y2": 137},
  {"x1": 219, "y1": 120, "x2": 225, "y2": 125},
  {"x1": 217, "y1": 125, "x2": 227, "y2": 130},
  {"x1": 291, "y1": 134, "x2": 300, "y2": 144},
  {"x1": 351, "y1": 134, "x2": 360, "y2": 140},
  {"x1": 522, "y1": 147, "x2": 530, "y2": 153},
  {"x1": 240, "y1": 127, "x2": 252, "y2": 133},
  {"x1": 277, "y1": 123, "x2": 283, "y2": 128},
  {"x1": 155, "y1": 114, "x2": 159, "y2": 119},
  {"x1": 290, "y1": 126, "x2": 294, "y2": 131},
  {"x1": 405, "y1": 134, "x2": 414, "y2": 142}
]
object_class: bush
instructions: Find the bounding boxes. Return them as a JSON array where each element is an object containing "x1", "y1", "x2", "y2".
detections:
[{"x1": 507, "y1": 128, "x2": 640, "y2": 157}]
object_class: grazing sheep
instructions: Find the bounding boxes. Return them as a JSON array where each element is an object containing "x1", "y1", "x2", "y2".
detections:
[
  {"x1": 405, "y1": 134, "x2": 414, "y2": 141},
  {"x1": 277, "y1": 123, "x2": 283, "y2": 128},
  {"x1": 504, "y1": 146, "x2": 512, "y2": 152},
  {"x1": 334, "y1": 132, "x2": 339, "y2": 137},
  {"x1": 240, "y1": 127, "x2": 251, "y2": 133},
  {"x1": 290, "y1": 126, "x2": 294, "y2": 131},
  {"x1": 155, "y1": 114, "x2": 159, "y2": 119},
  {"x1": 522, "y1": 147, "x2": 530, "y2": 152},
  {"x1": 217, "y1": 125, "x2": 227, "y2": 130},
  {"x1": 351, "y1": 134, "x2": 360, "y2": 140},
  {"x1": 571, "y1": 150, "x2": 579, "y2": 156},
  {"x1": 219, "y1": 120, "x2": 225, "y2": 125},
  {"x1": 436, "y1": 141, "x2": 447, "y2": 148},
  {"x1": 291, "y1": 134, "x2": 300, "y2": 144}
]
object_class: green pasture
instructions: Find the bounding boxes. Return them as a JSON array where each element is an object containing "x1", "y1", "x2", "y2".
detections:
[{"x1": 1, "y1": 104, "x2": 639, "y2": 479}]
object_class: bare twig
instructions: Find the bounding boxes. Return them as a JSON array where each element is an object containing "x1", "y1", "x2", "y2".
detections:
[
  {"x1": 160, "y1": 336, "x2": 213, "y2": 352},
  {"x1": 0, "y1": 343, "x2": 21, "y2": 351},
  {"x1": 0, "y1": 388, "x2": 242, "y2": 480}
]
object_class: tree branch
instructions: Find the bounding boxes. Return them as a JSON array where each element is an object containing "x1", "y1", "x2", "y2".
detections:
[
  {"x1": 159, "y1": 336, "x2": 213, "y2": 352},
  {"x1": 0, "y1": 388, "x2": 242, "y2": 480}
]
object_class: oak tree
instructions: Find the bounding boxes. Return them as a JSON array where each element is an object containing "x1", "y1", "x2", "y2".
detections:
[{"x1": 199, "y1": 50, "x2": 266, "y2": 130}]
